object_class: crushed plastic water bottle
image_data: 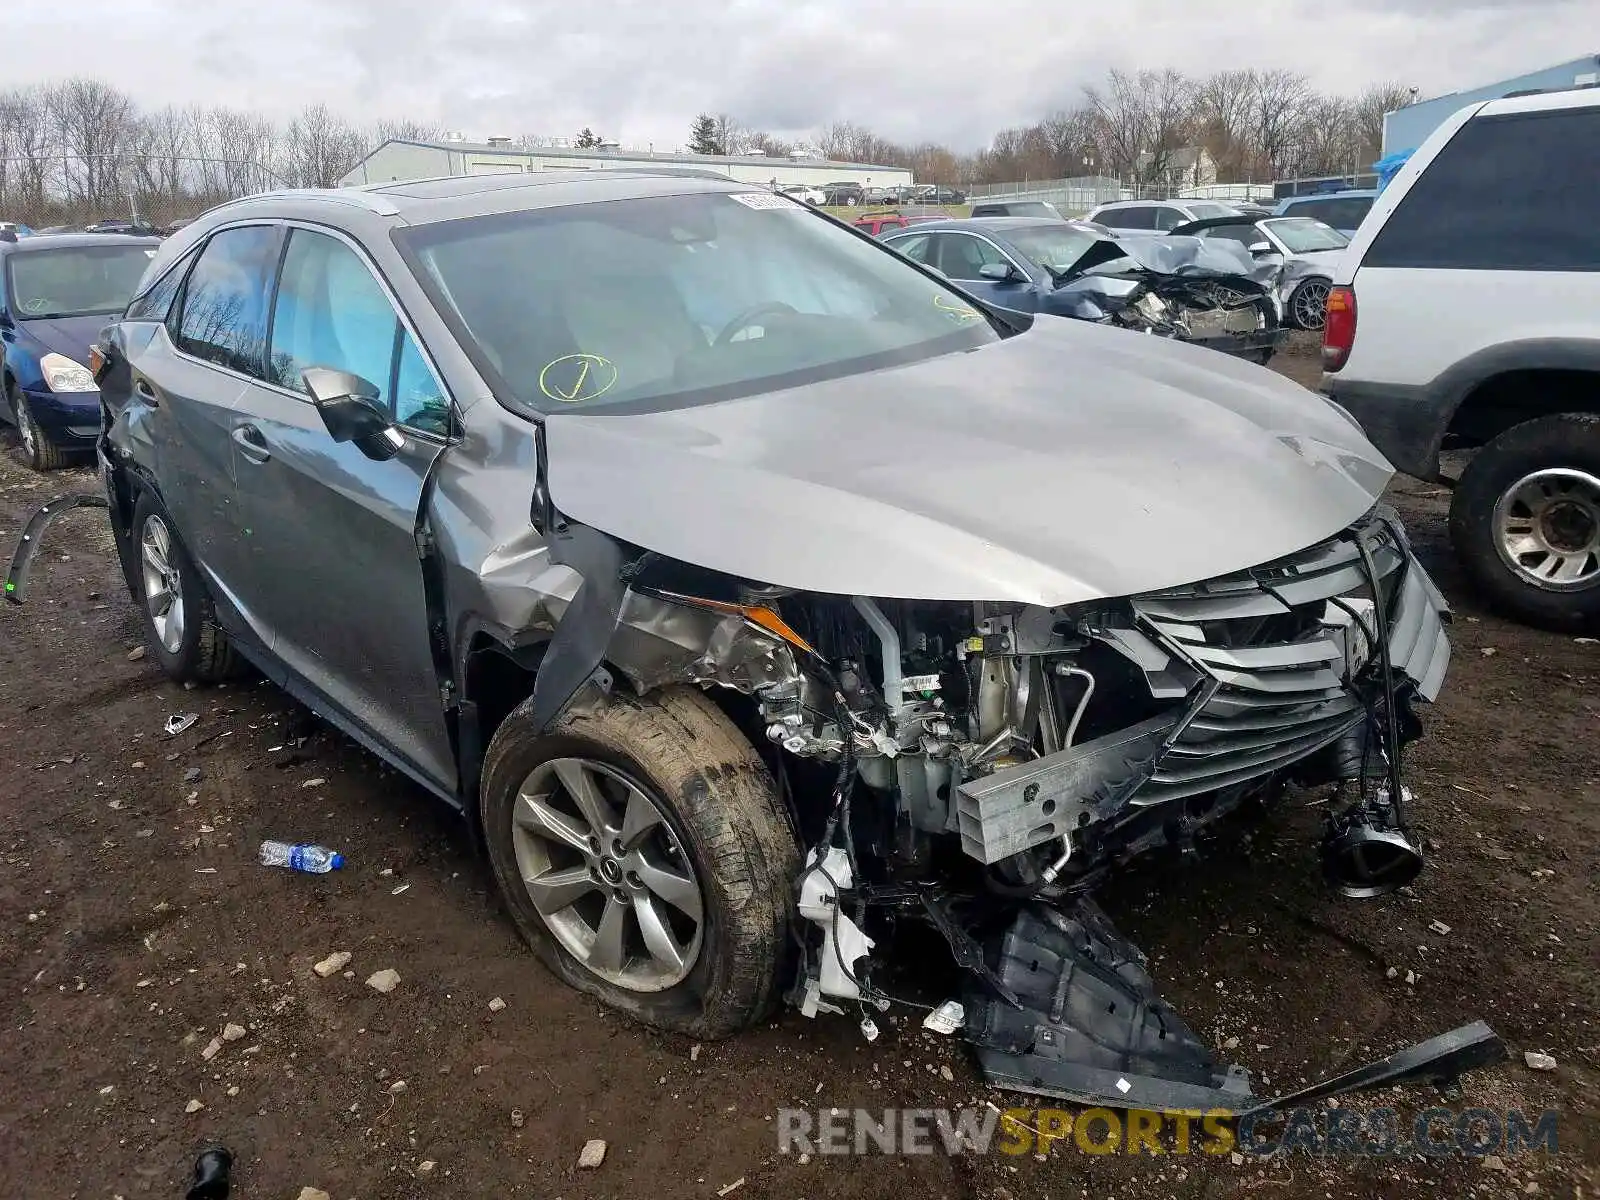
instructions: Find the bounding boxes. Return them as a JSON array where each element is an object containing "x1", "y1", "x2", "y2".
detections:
[{"x1": 258, "y1": 840, "x2": 344, "y2": 873}]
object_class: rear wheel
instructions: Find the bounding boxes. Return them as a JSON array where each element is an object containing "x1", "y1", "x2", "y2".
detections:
[
  {"x1": 480, "y1": 685, "x2": 799, "y2": 1037},
  {"x1": 10, "y1": 383, "x2": 71, "y2": 471},
  {"x1": 130, "y1": 492, "x2": 241, "y2": 682},
  {"x1": 1449, "y1": 413, "x2": 1600, "y2": 630}
]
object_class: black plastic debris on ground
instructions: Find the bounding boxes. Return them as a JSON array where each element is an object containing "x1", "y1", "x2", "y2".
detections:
[
  {"x1": 964, "y1": 899, "x2": 1506, "y2": 1115},
  {"x1": 186, "y1": 1146, "x2": 232, "y2": 1199}
]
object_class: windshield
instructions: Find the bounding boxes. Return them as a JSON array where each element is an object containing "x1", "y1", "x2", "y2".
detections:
[
  {"x1": 1185, "y1": 203, "x2": 1239, "y2": 220},
  {"x1": 398, "y1": 190, "x2": 1001, "y2": 414},
  {"x1": 6, "y1": 243, "x2": 157, "y2": 319},
  {"x1": 1261, "y1": 218, "x2": 1349, "y2": 253},
  {"x1": 1003, "y1": 225, "x2": 1102, "y2": 274}
]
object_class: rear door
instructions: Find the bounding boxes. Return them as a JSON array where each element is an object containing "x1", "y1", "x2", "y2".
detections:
[
  {"x1": 1341, "y1": 98, "x2": 1600, "y2": 388},
  {"x1": 135, "y1": 225, "x2": 282, "y2": 615},
  {"x1": 228, "y1": 223, "x2": 457, "y2": 789}
]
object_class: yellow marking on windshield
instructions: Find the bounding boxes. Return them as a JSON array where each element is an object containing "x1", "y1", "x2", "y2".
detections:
[
  {"x1": 934, "y1": 294, "x2": 981, "y2": 323},
  {"x1": 538, "y1": 353, "x2": 619, "y2": 403}
]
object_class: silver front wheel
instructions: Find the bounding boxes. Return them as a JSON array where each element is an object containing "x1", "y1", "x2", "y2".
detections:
[
  {"x1": 140, "y1": 514, "x2": 186, "y2": 653},
  {"x1": 510, "y1": 757, "x2": 704, "y2": 992},
  {"x1": 1493, "y1": 467, "x2": 1600, "y2": 591},
  {"x1": 1291, "y1": 279, "x2": 1330, "y2": 331}
]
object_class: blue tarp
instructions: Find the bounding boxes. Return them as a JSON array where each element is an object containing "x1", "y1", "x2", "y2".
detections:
[{"x1": 1373, "y1": 151, "x2": 1415, "y2": 193}]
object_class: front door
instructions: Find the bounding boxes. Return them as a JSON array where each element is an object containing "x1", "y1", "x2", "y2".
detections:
[
  {"x1": 933, "y1": 234, "x2": 1040, "y2": 315},
  {"x1": 229, "y1": 225, "x2": 457, "y2": 791}
]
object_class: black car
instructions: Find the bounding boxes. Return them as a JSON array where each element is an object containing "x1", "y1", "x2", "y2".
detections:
[{"x1": 821, "y1": 182, "x2": 864, "y2": 206}]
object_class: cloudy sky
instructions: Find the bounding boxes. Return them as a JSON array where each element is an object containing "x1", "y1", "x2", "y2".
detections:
[{"x1": 11, "y1": 0, "x2": 1597, "y2": 150}]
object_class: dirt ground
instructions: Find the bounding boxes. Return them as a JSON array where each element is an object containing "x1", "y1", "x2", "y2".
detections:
[{"x1": 1, "y1": 335, "x2": 1595, "y2": 1200}]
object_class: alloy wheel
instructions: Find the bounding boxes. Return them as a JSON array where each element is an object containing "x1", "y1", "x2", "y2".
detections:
[
  {"x1": 1493, "y1": 467, "x2": 1600, "y2": 591},
  {"x1": 1292, "y1": 280, "x2": 1330, "y2": 331},
  {"x1": 139, "y1": 515, "x2": 187, "y2": 653},
  {"x1": 510, "y1": 757, "x2": 704, "y2": 992}
]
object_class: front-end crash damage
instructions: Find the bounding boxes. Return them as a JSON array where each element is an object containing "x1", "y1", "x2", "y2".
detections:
[{"x1": 522, "y1": 498, "x2": 1504, "y2": 1109}]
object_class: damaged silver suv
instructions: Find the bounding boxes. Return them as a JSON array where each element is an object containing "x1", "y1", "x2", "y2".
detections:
[{"x1": 28, "y1": 171, "x2": 1498, "y2": 1110}]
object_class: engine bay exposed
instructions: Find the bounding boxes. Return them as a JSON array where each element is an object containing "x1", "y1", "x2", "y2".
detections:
[{"x1": 639, "y1": 505, "x2": 1501, "y2": 1105}]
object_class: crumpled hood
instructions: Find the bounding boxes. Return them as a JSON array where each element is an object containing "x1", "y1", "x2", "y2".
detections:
[
  {"x1": 542, "y1": 318, "x2": 1393, "y2": 605},
  {"x1": 18, "y1": 314, "x2": 107, "y2": 363}
]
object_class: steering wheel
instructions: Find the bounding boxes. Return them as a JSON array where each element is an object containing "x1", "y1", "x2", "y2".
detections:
[{"x1": 713, "y1": 302, "x2": 797, "y2": 347}]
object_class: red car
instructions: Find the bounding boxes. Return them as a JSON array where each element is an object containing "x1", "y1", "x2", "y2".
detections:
[{"x1": 852, "y1": 212, "x2": 940, "y2": 238}]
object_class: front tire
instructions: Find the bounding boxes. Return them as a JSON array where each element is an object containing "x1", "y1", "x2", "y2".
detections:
[
  {"x1": 480, "y1": 685, "x2": 800, "y2": 1038},
  {"x1": 1288, "y1": 278, "x2": 1331, "y2": 331},
  {"x1": 1449, "y1": 413, "x2": 1600, "y2": 630},
  {"x1": 129, "y1": 493, "x2": 241, "y2": 683},
  {"x1": 10, "y1": 384, "x2": 71, "y2": 471}
]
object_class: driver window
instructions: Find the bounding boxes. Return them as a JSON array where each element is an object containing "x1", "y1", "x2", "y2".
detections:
[
  {"x1": 1152, "y1": 207, "x2": 1185, "y2": 232},
  {"x1": 938, "y1": 235, "x2": 1006, "y2": 282},
  {"x1": 268, "y1": 229, "x2": 449, "y2": 431}
]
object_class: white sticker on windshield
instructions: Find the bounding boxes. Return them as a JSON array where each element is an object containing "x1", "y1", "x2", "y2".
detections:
[
  {"x1": 145, "y1": 250, "x2": 158, "y2": 258},
  {"x1": 727, "y1": 192, "x2": 802, "y2": 211}
]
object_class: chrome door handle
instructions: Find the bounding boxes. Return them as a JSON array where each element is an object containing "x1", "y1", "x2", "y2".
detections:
[{"x1": 231, "y1": 423, "x2": 271, "y2": 464}]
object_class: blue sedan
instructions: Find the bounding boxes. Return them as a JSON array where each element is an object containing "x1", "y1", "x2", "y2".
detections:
[{"x1": 0, "y1": 233, "x2": 160, "y2": 469}]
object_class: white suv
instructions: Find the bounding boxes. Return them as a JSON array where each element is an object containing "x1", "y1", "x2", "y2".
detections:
[
  {"x1": 1322, "y1": 87, "x2": 1600, "y2": 629},
  {"x1": 1086, "y1": 199, "x2": 1243, "y2": 234}
]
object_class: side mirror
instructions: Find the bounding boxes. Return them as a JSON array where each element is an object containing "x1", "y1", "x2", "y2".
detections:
[
  {"x1": 303, "y1": 367, "x2": 405, "y2": 462},
  {"x1": 978, "y1": 262, "x2": 1021, "y2": 282}
]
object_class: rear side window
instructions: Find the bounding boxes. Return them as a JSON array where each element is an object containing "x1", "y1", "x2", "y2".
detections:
[
  {"x1": 1103, "y1": 206, "x2": 1155, "y2": 230},
  {"x1": 1366, "y1": 105, "x2": 1600, "y2": 270},
  {"x1": 1285, "y1": 197, "x2": 1371, "y2": 230},
  {"x1": 174, "y1": 226, "x2": 280, "y2": 376},
  {"x1": 126, "y1": 246, "x2": 198, "y2": 322}
]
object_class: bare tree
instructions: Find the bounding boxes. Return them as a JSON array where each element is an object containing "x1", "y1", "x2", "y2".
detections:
[
  {"x1": 1250, "y1": 69, "x2": 1315, "y2": 176},
  {"x1": 1353, "y1": 81, "x2": 1415, "y2": 158},
  {"x1": 50, "y1": 78, "x2": 135, "y2": 212},
  {"x1": 1193, "y1": 70, "x2": 1258, "y2": 180},
  {"x1": 372, "y1": 118, "x2": 448, "y2": 147},
  {"x1": 282, "y1": 103, "x2": 367, "y2": 188},
  {"x1": 742, "y1": 130, "x2": 793, "y2": 158},
  {"x1": 127, "y1": 106, "x2": 191, "y2": 206}
]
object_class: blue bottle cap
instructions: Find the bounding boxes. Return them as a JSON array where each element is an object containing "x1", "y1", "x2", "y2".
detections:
[{"x1": 329, "y1": 852, "x2": 345, "y2": 870}]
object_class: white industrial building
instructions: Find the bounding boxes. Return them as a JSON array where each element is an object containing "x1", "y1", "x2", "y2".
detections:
[{"x1": 341, "y1": 138, "x2": 913, "y2": 191}]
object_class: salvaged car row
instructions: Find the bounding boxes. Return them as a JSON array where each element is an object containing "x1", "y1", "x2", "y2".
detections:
[{"x1": 5, "y1": 88, "x2": 1593, "y2": 1110}]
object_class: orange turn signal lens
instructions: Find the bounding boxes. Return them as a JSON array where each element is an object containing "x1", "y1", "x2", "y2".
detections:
[{"x1": 655, "y1": 591, "x2": 815, "y2": 656}]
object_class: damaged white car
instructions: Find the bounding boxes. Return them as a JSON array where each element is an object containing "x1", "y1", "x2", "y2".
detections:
[{"x1": 10, "y1": 171, "x2": 1503, "y2": 1110}]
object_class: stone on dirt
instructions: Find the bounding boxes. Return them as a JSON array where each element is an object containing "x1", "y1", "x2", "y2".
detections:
[
  {"x1": 313, "y1": 951, "x2": 352, "y2": 978},
  {"x1": 1523, "y1": 1051, "x2": 1557, "y2": 1071},
  {"x1": 127, "y1": 646, "x2": 146, "y2": 661},
  {"x1": 222, "y1": 1022, "x2": 246, "y2": 1042},
  {"x1": 487, "y1": 996, "x2": 506, "y2": 1012},
  {"x1": 417, "y1": 1159, "x2": 436, "y2": 1176},
  {"x1": 510, "y1": 1109, "x2": 525, "y2": 1129},
  {"x1": 297, "y1": 1189, "x2": 332, "y2": 1200},
  {"x1": 578, "y1": 1139, "x2": 607, "y2": 1169},
  {"x1": 184, "y1": 1099, "x2": 204, "y2": 1113},
  {"x1": 366, "y1": 968, "x2": 401, "y2": 994},
  {"x1": 200, "y1": 1037, "x2": 223, "y2": 1061}
]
